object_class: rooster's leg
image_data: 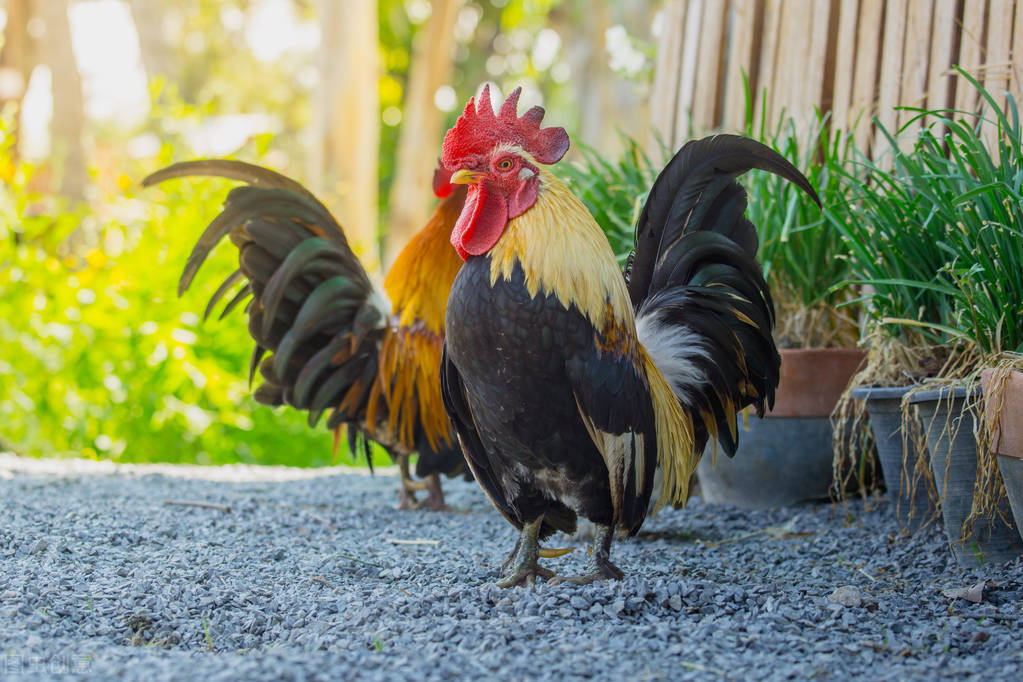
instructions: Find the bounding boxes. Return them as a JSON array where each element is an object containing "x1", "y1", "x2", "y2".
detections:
[
  {"x1": 416, "y1": 473, "x2": 448, "y2": 511},
  {"x1": 496, "y1": 517, "x2": 555, "y2": 588},
  {"x1": 500, "y1": 535, "x2": 573, "y2": 573},
  {"x1": 553, "y1": 524, "x2": 623, "y2": 584},
  {"x1": 396, "y1": 454, "x2": 425, "y2": 510}
]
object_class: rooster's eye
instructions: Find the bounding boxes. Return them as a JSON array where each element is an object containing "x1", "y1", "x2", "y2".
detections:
[{"x1": 496, "y1": 158, "x2": 514, "y2": 171}]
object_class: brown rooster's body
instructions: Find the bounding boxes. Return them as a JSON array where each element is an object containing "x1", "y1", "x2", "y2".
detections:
[
  {"x1": 439, "y1": 88, "x2": 819, "y2": 585},
  {"x1": 144, "y1": 161, "x2": 468, "y2": 509}
]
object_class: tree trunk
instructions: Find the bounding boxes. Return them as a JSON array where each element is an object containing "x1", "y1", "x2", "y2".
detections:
[
  {"x1": 310, "y1": 0, "x2": 380, "y2": 271},
  {"x1": 382, "y1": 0, "x2": 462, "y2": 265},
  {"x1": 127, "y1": 0, "x2": 176, "y2": 84},
  {"x1": 0, "y1": 0, "x2": 33, "y2": 159},
  {"x1": 39, "y1": 0, "x2": 87, "y2": 203}
]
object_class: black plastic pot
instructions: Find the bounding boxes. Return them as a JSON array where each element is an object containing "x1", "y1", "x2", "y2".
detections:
[
  {"x1": 910, "y1": 386, "x2": 1023, "y2": 567},
  {"x1": 850, "y1": 386, "x2": 939, "y2": 531},
  {"x1": 697, "y1": 417, "x2": 834, "y2": 509}
]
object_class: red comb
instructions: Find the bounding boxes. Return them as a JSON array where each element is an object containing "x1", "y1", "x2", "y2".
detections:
[{"x1": 442, "y1": 85, "x2": 570, "y2": 169}]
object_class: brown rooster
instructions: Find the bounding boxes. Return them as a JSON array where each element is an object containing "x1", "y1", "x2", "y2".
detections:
[
  {"x1": 143, "y1": 160, "x2": 467, "y2": 510},
  {"x1": 439, "y1": 87, "x2": 819, "y2": 585}
]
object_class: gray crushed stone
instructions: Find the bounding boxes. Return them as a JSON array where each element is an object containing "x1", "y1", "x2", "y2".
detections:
[{"x1": 1, "y1": 454, "x2": 1021, "y2": 681}]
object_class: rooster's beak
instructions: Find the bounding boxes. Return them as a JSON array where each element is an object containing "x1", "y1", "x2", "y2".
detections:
[{"x1": 450, "y1": 169, "x2": 484, "y2": 185}]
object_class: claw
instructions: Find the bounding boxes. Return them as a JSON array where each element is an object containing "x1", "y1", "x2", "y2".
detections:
[
  {"x1": 397, "y1": 487, "x2": 418, "y2": 510},
  {"x1": 416, "y1": 473, "x2": 448, "y2": 511},
  {"x1": 496, "y1": 517, "x2": 553, "y2": 588},
  {"x1": 538, "y1": 546, "x2": 575, "y2": 558},
  {"x1": 550, "y1": 523, "x2": 623, "y2": 584},
  {"x1": 496, "y1": 564, "x2": 556, "y2": 588}
]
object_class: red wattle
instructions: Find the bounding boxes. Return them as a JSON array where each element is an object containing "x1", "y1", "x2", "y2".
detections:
[{"x1": 450, "y1": 182, "x2": 508, "y2": 260}]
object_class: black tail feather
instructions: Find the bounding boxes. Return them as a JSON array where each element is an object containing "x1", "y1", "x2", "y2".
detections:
[
  {"x1": 630, "y1": 135, "x2": 818, "y2": 457},
  {"x1": 629, "y1": 135, "x2": 820, "y2": 307},
  {"x1": 146, "y1": 159, "x2": 386, "y2": 441}
]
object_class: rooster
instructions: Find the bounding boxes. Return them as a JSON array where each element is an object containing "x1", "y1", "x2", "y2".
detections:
[
  {"x1": 143, "y1": 160, "x2": 468, "y2": 510},
  {"x1": 439, "y1": 87, "x2": 819, "y2": 585}
]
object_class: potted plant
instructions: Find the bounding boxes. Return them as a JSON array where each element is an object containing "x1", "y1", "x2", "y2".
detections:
[
  {"x1": 834, "y1": 71, "x2": 1023, "y2": 564},
  {"x1": 826, "y1": 113, "x2": 962, "y2": 531}
]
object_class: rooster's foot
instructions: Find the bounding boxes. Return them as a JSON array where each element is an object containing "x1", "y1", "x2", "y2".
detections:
[
  {"x1": 551, "y1": 523, "x2": 622, "y2": 584},
  {"x1": 397, "y1": 488, "x2": 418, "y2": 510},
  {"x1": 414, "y1": 474, "x2": 448, "y2": 512},
  {"x1": 550, "y1": 558, "x2": 623, "y2": 585},
  {"x1": 496, "y1": 563, "x2": 556, "y2": 588},
  {"x1": 495, "y1": 517, "x2": 554, "y2": 588}
]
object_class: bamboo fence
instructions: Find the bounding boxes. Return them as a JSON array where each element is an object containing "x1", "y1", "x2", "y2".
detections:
[{"x1": 650, "y1": 0, "x2": 1023, "y2": 153}]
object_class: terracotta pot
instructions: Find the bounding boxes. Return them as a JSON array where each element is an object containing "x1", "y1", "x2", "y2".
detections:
[
  {"x1": 769, "y1": 348, "x2": 867, "y2": 417},
  {"x1": 981, "y1": 369, "x2": 1023, "y2": 458},
  {"x1": 910, "y1": 385, "x2": 1022, "y2": 567},
  {"x1": 698, "y1": 348, "x2": 864, "y2": 509},
  {"x1": 981, "y1": 369, "x2": 1023, "y2": 545},
  {"x1": 850, "y1": 386, "x2": 939, "y2": 532}
]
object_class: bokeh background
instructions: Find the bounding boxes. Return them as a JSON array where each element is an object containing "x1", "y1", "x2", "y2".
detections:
[{"x1": 0, "y1": 0, "x2": 656, "y2": 466}]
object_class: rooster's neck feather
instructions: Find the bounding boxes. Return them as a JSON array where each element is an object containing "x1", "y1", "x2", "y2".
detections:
[
  {"x1": 485, "y1": 169, "x2": 632, "y2": 331},
  {"x1": 384, "y1": 189, "x2": 466, "y2": 334}
]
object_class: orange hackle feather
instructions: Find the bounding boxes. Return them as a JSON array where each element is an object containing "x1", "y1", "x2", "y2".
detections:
[{"x1": 371, "y1": 186, "x2": 466, "y2": 452}]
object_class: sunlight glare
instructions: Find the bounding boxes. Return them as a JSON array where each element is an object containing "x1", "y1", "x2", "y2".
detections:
[
  {"x1": 246, "y1": 0, "x2": 319, "y2": 63},
  {"x1": 67, "y1": 0, "x2": 149, "y2": 124}
]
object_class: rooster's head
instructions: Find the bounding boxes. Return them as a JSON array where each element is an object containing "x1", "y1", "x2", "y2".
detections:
[{"x1": 441, "y1": 85, "x2": 569, "y2": 260}]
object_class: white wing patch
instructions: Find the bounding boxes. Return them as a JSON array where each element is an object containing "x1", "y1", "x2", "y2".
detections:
[{"x1": 635, "y1": 309, "x2": 711, "y2": 404}]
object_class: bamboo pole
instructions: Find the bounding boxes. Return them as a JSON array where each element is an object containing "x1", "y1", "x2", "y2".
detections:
[
  {"x1": 831, "y1": 0, "x2": 861, "y2": 134},
  {"x1": 650, "y1": 0, "x2": 686, "y2": 149},
  {"x1": 722, "y1": 0, "x2": 764, "y2": 132},
  {"x1": 850, "y1": 0, "x2": 885, "y2": 153},
  {"x1": 312, "y1": 0, "x2": 381, "y2": 270},
  {"x1": 383, "y1": 0, "x2": 462, "y2": 265}
]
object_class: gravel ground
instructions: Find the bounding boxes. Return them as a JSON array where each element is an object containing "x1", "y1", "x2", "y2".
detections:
[{"x1": 1, "y1": 452, "x2": 1021, "y2": 681}]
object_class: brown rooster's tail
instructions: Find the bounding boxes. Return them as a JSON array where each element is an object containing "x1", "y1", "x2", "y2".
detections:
[
  {"x1": 626, "y1": 135, "x2": 820, "y2": 457},
  {"x1": 143, "y1": 160, "x2": 388, "y2": 461}
]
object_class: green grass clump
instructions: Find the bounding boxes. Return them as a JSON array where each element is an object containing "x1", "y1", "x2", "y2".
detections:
[
  {"x1": 744, "y1": 112, "x2": 859, "y2": 348},
  {"x1": 831, "y1": 69, "x2": 1023, "y2": 362},
  {"x1": 560, "y1": 134, "x2": 663, "y2": 264}
]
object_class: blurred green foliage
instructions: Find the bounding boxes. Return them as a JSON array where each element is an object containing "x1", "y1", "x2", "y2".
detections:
[
  {"x1": 0, "y1": 114, "x2": 382, "y2": 466},
  {"x1": 560, "y1": 135, "x2": 664, "y2": 265}
]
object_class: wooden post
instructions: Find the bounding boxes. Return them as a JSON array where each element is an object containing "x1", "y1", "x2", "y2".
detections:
[
  {"x1": 383, "y1": 0, "x2": 462, "y2": 265},
  {"x1": 722, "y1": 0, "x2": 764, "y2": 132},
  {"x1": 674, "y1": 0, "x2": 705, "y2": 146},
  {"x1": 897, "y1": 0, "x2": 935, "y2": 150},
  {"x1": 691, "y1": 0, "x2": 727, "y2": 134},
  {"x1": 649, "y1": 0, "x2": 686, "y2": 149},
  {"x1": 850, "y1": 0, "x2": 884, "y2": 154},
  {"x1": 311, "y1": 0, "x2": 381, "y2": 270},
  {"x1": 954, "y1": 0, "x2": 989, "y2": 121},
  {"x1": 806, "y1": 0, "x2": 839, "y2": 137},
  {"x1": 1013, "y1": 0, "x2": 1023, "y2": 101},
  {"x1": 41, "y1": 0, "x2": 87, "y2": 203},
  {"x1": 753, "y1": 0, "x2": 783, "y2": 131},
  {"x1": 926, "y1": 0, "x2": 961, "y2": 116},
  {"x1": 831, "y1": 0, "x2": 861, "y2": 134},
  {"x1": 0, "y1": 0, "x2": 30, "y2": 159},
  {"x1": 982, "y1": 0, "x2": 1014, "y2": 150}
]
